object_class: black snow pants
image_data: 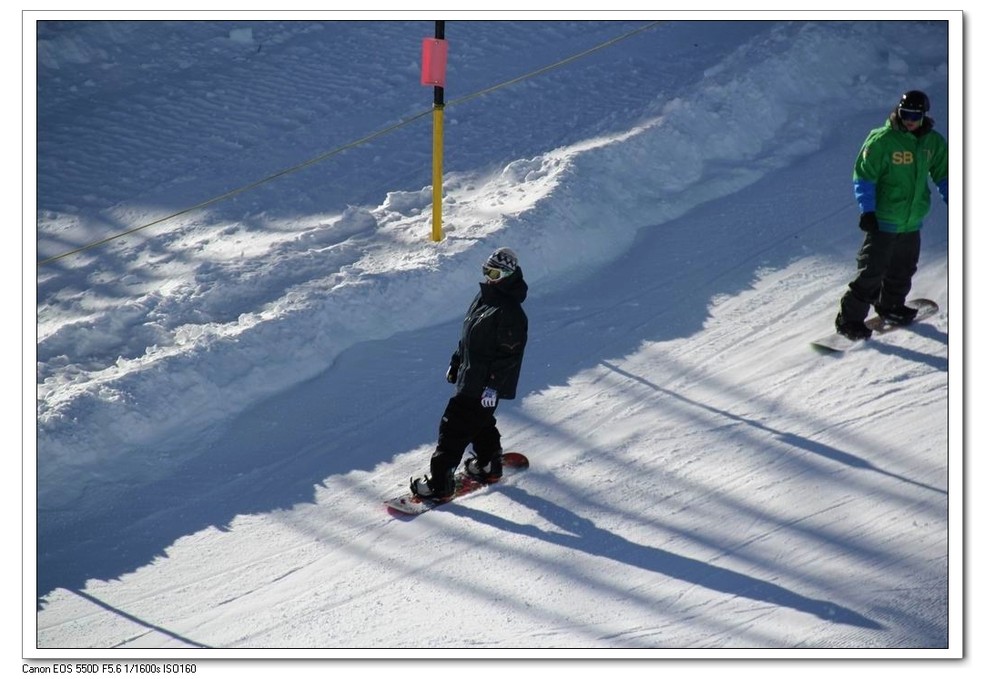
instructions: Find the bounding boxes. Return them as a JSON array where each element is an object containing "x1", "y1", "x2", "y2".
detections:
[
  {"x1": 839, "y1": 230, "x2": 921, "y2": 324},
  {"x1": 429, "y1": 394, "x2": 502, "y2": 488}
]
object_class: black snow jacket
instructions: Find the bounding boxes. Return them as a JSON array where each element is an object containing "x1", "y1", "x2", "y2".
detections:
[{"x1": 449, "y1": 267, "x2": 528, "y2": 400}]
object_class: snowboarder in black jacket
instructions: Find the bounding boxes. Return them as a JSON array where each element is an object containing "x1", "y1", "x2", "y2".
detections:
[{"x1": 411, "y1": 247, "x2": 528, "y2": 500}]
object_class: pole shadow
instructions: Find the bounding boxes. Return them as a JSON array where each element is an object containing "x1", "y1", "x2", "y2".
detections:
[{"x1": 600, "y1": 361, "x2": 947, "y2": 496}]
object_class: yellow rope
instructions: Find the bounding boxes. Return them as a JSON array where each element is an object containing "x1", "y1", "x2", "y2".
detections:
[
  {"x1": 450, "y1": 21, "x2": 661, "y2": 108},
  {"x1": 38, "y1": 21, "x2": 661, "y2": 267},
  {"x1": 38, "y1": 109, "x2": 432, "y2": 266}
]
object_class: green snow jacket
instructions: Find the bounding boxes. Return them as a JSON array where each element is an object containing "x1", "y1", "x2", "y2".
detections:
[{"x1": 853, "y1": 115, "x2": 948, "y2": 232}]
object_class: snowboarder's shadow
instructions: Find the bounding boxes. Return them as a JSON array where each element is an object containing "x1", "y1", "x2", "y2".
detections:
[
  {"x1": 453, "y1": 486, "x2": 882, "y2": 631},
  {"x1": 867, "y1": 324, "x2": 948, "y2": 371}
]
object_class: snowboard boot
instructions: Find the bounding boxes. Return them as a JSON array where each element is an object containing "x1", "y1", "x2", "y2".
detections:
[
  {"x1": 465, "y1": 452, "x2": 503, "y2": 483},
  {"x1": 835, "y1": 313, "x2": 872, "y2": 341},
  {"x1": 874, "y1": 303, "x2": 919, "y2": 325},
  {"x1": 409, "y1": 470, "x2": 455, "y2": 501}
]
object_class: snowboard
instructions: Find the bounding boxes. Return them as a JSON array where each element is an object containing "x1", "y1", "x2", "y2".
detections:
[
  {"x1": 811, "y1": 298, "x2": 938, "y2": 352},
  {"x1": 384, "y1": 452, "x2": 529, "y2": 516}
]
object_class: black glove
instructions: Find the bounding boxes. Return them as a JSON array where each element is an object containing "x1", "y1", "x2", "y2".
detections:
[
  {"x1": 859, "y1": 212, "x2": 878, "y2": 233},
  {"x1": 445, "y1": 361, "x2": 459, "y2": 384}
]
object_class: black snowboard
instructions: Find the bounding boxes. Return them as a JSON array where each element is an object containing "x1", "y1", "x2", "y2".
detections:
[{"x1": 811, "y1": 298, "x2": 938, "y2": 352}]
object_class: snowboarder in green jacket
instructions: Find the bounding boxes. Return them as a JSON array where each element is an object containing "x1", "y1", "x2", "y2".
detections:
[{"x1": 835, "y1": 90, "x2": 948, "y2": 340}]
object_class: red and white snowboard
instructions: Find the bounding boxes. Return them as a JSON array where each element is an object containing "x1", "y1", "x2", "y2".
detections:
[
  {"x1": 385, "y1": 452, "x2": 529, "y2": 516},
  {"x1": 811, "y1": 298, "x2": 938, "y2": 352}
]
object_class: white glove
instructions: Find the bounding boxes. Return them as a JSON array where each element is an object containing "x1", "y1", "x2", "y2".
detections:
[{"x1": 480, "y1": 387, "x2": 498, "y2": 408}]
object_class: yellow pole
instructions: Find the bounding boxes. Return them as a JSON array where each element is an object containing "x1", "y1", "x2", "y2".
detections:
[{"x1": 432, "y1": 104, "x2": 444, "y2": 242}]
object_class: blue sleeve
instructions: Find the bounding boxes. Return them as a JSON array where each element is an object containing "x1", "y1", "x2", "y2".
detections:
[
  {"x1": 853, "y1": 178, "x2": 877, "y2": 213},
  {"x1": 936, "y1": 178, "x2": 948, "y2": 204}
]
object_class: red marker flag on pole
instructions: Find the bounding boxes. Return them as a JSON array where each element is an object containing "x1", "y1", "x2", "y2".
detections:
[{"x1": 421, "y1": 38, "x2": 448, "y2": 87}]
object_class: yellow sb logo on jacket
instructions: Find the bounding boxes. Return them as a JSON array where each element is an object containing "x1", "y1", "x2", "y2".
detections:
[{"x1": 892, "y1": 150, "x2": 915, "y2": 165}]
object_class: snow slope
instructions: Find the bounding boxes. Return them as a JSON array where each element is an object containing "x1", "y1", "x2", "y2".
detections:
[{"x1": 28, "y1": 15, "x2": 966, "y2": 659}]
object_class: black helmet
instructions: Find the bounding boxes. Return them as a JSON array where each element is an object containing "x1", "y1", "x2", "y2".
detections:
[{"x1": 898, "y1": 90, "x2": 930, "y2": 114}]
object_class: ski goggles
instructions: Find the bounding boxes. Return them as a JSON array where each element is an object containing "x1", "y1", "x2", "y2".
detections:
[
  {"x1": 898, "y1": 107, "x2": 925, "y2": 123},
  {"x1": 483, "y1": 265, "x2": 509, "y2": 282}
]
